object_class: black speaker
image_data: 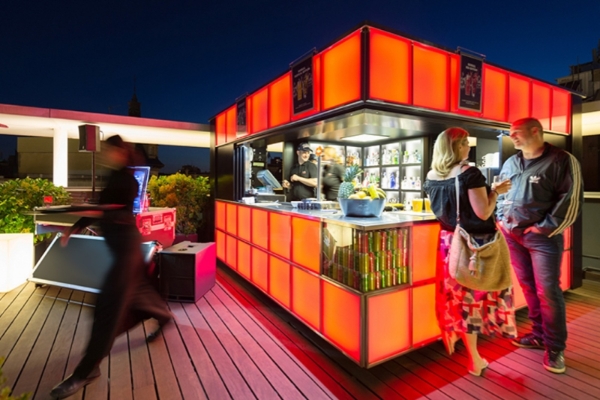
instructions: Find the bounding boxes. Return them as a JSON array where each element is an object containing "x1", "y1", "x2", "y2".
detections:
[
  {"x1": 158, "y1": 241, "x2": 216, "y2": 303},
  {"x1": 78, "y1": 124, "x2": 101, "y2": 152}
]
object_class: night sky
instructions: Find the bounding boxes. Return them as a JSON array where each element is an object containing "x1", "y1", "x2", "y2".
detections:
[{"x1": 1, "y1": 0, "x2": 599, "y2": 172}]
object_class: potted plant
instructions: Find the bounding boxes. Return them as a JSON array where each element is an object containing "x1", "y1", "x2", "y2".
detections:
[{"x1": 147, "y1": 173, "x2": 210, "y2": 243}]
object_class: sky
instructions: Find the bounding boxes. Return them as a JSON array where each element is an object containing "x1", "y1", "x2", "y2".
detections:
[{"x1": 1, "y1": 0, "x2": 599, "y2": 172}]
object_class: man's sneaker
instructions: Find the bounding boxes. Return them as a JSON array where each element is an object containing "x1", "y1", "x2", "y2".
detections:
[
  {"x1": 511, "y1": 333, "x2": 545, "y2": 349},
  {"x1": 544, "y1": 349, "x2": 566, "y2": 374}
]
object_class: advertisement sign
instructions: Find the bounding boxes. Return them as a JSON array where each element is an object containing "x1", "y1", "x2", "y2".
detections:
[
  {"x1": 291, "y1": 56, "x2": 314, "y2": 115},
  {"x1": 459, "y1": 53, "x2": 483, "y2": 112},
  {"x1": 236, "y1": 97, "x2": 247, "y2": 137}
]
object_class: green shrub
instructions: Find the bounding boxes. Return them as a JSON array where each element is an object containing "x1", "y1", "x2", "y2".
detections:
[
  {"x1": 0, "y1": 357, "x2": 30, "y2": 399},
  {"x1": 0, "y1": 178, "x2": 72, "y2": 244},
  {"x1": 147, "y1": 173, "x2": 210, "y2": 235}
]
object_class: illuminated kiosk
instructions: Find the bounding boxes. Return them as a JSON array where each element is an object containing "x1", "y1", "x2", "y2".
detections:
[{"x1": 209, "y1": 23, "x2": 582, "y2": 367}]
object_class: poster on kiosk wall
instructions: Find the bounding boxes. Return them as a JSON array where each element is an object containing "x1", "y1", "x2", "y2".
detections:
[
  {"x1": 459, "y1": 53, "x2": 483, "y2": 112},
  {"x1": 291, "y1": 55, "x2": 314, "y2": 115},
  {"x1": 236, "y1": 97, "x2": 247, "y2": 137}
]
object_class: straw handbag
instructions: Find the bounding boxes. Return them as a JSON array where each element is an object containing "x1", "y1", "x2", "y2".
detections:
[{"x1": 448, "y1": 173, "x2": 512, "y2": 291}]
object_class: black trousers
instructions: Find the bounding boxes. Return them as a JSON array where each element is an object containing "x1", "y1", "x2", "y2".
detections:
[{"x1": 74, "y1": 223, "x2": 172, "y2": 378}]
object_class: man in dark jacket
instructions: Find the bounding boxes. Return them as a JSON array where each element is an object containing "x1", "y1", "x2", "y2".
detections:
[
  {"x1": 282, "y1": 142, "x2": 318, "y2": 201},
  {"x1": 495, "y1": 117, "x2": 582, "y2": 374}
]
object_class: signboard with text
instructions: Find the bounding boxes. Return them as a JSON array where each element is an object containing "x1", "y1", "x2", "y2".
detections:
[
  {"x1": 459, "y1": 53, "x2": 483, "y2": 112},
  {"x1": 291, "y1": 56, "x2": 314, "y2": 115}
]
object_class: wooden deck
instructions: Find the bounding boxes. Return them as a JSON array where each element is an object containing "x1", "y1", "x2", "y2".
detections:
[{"x1": 1, "y1": 268, "x2": 599, "y2": 400}]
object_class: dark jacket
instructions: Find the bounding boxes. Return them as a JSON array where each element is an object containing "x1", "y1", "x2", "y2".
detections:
[
  {"x1": 287, "y1": 162, "x2": 318, "y2": 201},
  {"x1": 496, "y1": 143, "x2": 582, "y2": 237}
]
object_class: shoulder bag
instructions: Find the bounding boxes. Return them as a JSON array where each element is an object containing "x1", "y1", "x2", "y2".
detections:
[{"x1": 448, "y1": 171, "x2": 512, "y2": 291}]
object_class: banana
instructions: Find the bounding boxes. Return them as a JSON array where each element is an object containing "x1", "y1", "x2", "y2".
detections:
[{"x1": 376, "y1": 188, "x2": 387, "y2": 199}]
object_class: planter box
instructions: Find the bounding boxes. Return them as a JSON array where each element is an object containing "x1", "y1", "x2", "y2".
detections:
[{"x1": 0, "y1": 233, "x2": 34, "y2": 292}]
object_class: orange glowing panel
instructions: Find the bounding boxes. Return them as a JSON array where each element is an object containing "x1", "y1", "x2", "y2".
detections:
[
  {"x1": 291, "y1": 266, "x2": 320, "y2": 330},
  {"x1": 269, "y1": 73, "x2": 291, "y2": 128},
  {"x1": 269, "y1": 256, "x2": 290, "y2": 309},
  {"x1": 251, "y1": 247, "x2": 269, "y2": 292},
  {"x1": 482, "y1": 65, "x2": 508, "y2": 122},
  {"x1": 368, "y1": 289, "x2": 410, "y2": 364},
  {"x1": 508, "y1": 74, "x2": 531, "y2": 123},
  {"x1": 412, "y1": 284, "x2": 440, "y2": 346},
  {"x1": 215, "y1": 201, "x2": 226, "y2": 231},
  {"x1": 563, "y1": 226, "x2": 572, "y2": 251},
  {"x1": 322, "y1": 280, "x2": 361, "y2": 362},
  {"x1": 226, "y1": 235, "x2": 237, "y2": 270},
  {"x1": 215, "y1": 112, "x2": 226, "y2": 146},
  {"x1": 226, "y1": 203, "x2": 237, "y2": 236},
  {"x1": 412, "y1": 44, "x2": 449, "y2": 111},
  {"x1": 322, "y1": 30, "x2": 362, "y2": 111},
  {"x1": 216, "y1": 230, "x2": 226, "y2": 261},
  {"x1": 369, "y1": 29, "x2": 411, "y2": 105},
  {"x1": 269, "y1": 213, "x2": 291, "y2": 259},
  {"x1": 532, "y1": 82, "x2": 551, "y2": 130},
  {"x1": 291, "y1": 217, "x2": 321, "y2": 273},
  {"x1": 237, "y1": 205, "x2": 251, "y2": 242},
  {"x1": 291, "y1": 54, "x2": 321, "y2": 121},
  {"x1": 551, "y1": 88, "x2": 571, "y2": 134},
  {"x1": 237, "y1": 241, "x2": 251, "y2": 280},
  {"x1": 225, "y1": 105, "x2": 237, "y2": 142},
  {"x1": 252, "y1": 209, "x2": 269, "y2": 250},
  {"x1": 560, "y1": 250, "x2": 571, "y2": 291},
  {"x1": 412, "y1": 223, "x2": 441, "y2": 283},
  {"x1": 250, "y1": 86, "x2": 269, "y2": 134}
]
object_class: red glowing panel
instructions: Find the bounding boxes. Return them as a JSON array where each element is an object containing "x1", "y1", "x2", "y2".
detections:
[
  {"x1": 226, "y1": 235, "x2": 237, "y2": 270},
  {"x1": 369, "y1": 29, "x2": 411, "y2": 105},
  {"x1": 215, "y1": 112, "x2": 226, "y2": 146},
  {"x1": 269, "y1": 256, "x2": 290, "y2": 309},
  {"x1": 251, "y1": 247, "x2": 269, "y2": 292},
  {"x1": 215, "y1": 201, "x2": 226, "y2": 231},
  {"x1": 368, "y1": 289, "x2": 410, "y2": 364},
  {"x1": 563, "y1": 226, "x2": 572, "y2": 251},
  {"x1": 482, "y1": 65, "x2": 508, "y2": 122},
  {"x1": 226, "y1": 105, "x2": 237, "y2": 142},
  {"x1": 237, "y1": 241, "x2": 251, "y2": 279},
  {"x1": 508, "y1": 74, "x2": 531, "y2": 123},
  {"x1": 560, "y1": 250, "x2": 571, "y2": 291},
  {"x1": 412, "y1": 283, "x2": 440, "y2": 346},
  {"x1": 291, "y1": 54, "x2": 321, "y2": 120},
  {"x1": 322, "y1": 30, "x2": 362, "y2": 111},
  {"x1": 250, "y1": 87, "x2": 269, "y2": 134},
  {"x1": 322, "y1": 280, "x2": 361, "y2": 362},
  {"x1": 413, "y1": 44, "x2": 449, "y2": 111},
  {"x1": 291, "y1": 217, "x2": 321, "y2": 273},
  {"x1": 226, "y1": 203, "x2": 237, "y2": 236},
  {"x1": 269, "y1": 73, "x2": 291, "y2": 128},
  {"x1": 252, "y1": 209, "x2": 269, "y2": 250},
  {"x1": 551, "y1": 88, "x2": 571, "y2": 134},
  {"x1": 412, "y1": 223, "x2": 441, "y2": 283},
  {"x1": 237, "y1": 205, "x2": 251, "y2": 242},
  {"x1": 269, "y1": 213, "x2": 291, "y2": 259},
  {"x1": 216, "y1": 230, "x2": 225, "y2": 261},
  {"x1": 291, "y1": 266, "x2": 320, "y2": 330},
  {"x1": 532, "y1": 82, "x2": 551, "y2": 130},
  {"x1": 511, "y1": 268, "x2": 526, "y2": 309}
]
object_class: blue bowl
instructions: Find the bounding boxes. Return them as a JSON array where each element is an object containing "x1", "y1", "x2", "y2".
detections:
[{"x1": 338, "y1": 198, "x2": 385, "y2": 218}]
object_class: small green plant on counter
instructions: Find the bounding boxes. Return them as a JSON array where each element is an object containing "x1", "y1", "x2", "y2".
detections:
[
  {"x1": 0, "y1": 357, "x2": 30, "y2": 400},
  {"x1": 147, "y1": 173, "x2": 210, "y2": 235},
  {"x1": 0, "y1": 178, "x2": 72, "y2": 244}
]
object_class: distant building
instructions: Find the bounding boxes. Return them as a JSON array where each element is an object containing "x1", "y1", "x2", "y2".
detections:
[{"x1": 556, "y1": 40, "x2": 600, "y2": 102}]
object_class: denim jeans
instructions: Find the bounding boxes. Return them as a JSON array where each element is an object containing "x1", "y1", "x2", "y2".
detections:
[{"x1": 502, "y1": 229, "x2": 566, "y2": 351}]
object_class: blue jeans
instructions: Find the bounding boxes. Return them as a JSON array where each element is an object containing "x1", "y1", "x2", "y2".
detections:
[{"x1": 502, "y1": 228, "x2": 566, "y2": 351}]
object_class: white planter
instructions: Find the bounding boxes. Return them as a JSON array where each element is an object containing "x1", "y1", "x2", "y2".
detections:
[{"x1": 0, "y1": 233, "x2": 34, "y2": 293}]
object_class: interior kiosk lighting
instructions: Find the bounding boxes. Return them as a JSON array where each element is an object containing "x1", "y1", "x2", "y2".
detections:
[{"x1": 256, "y1": 170, "x2": 286, "y2": 202}]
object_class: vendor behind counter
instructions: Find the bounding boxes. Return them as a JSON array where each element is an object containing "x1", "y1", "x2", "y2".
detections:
[{"x1": 282, "y1": 142, "x2": 318, "y2": 201}]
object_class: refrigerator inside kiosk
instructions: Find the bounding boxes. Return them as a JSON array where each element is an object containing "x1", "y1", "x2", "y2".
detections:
[{"x1": 400, "y1": 139, "x2": 424, "y2": 211}]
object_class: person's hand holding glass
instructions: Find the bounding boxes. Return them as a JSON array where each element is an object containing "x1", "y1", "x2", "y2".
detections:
[{"x1": 491, "y1": 173, "x2": 511, "y2": 195}]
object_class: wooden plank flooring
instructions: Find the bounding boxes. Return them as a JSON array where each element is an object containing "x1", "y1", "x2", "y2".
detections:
[{"x1": 1, "y1": 266, "x2": 599, "y2": 400}]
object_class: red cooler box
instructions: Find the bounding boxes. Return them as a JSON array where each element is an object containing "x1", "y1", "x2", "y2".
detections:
[
  {"x1": 158, "y1": 241, "x2": 215, "y2": 303},
  {"x1": 137, "y1": 207, "x2": 176, "y2": 247}
]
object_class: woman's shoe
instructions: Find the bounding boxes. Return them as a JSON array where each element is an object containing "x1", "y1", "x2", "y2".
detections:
[
  {"x1": 468, "y1": 358, "x2": 489, "y2": 377},
  {"x1": 146, "y1": 318, "x2": 173, "y2": 343},
  {"x1": 442, "y1": 331, "x2": 459, "y2": 355}
]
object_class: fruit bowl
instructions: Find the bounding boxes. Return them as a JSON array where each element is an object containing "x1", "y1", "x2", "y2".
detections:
[{"x1": 338, "y1": 198, "x2": 385, "y2": 218}]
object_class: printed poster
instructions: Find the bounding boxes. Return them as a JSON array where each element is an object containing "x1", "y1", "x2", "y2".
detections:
[
  {"x1": 459, "y1": 53, "x2": 483, "y2": 112},
  {"x1": 291, "y1": 56, "x2": 314, "y2": 115}
]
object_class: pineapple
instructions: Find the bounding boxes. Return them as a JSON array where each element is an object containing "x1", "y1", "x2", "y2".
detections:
[{"x1": 338, "y1": 165, "x2": 362, "y2": 199}]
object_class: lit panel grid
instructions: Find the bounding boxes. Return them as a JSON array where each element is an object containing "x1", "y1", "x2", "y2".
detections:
[
  {"x1": 237, "y1": 241, "x2": 251, "y2": 280},
  {"x1": 367, "y1": 289, "x2": 410, "y2": 364},
  {"x1": 482, "y1": 65, "x2": 508, "y2": 122},
  {"x1": 226, "y1": 105, "x2": 237, "y2": 142},
  {"x1": 215, "y1": 201, "x2": 226, "y2": 231},
  {"x1": 215, "y1": 112, "x2": 226, "y2": 146},
  {"x1": 322, "y1": 31, "x2": 362, "y2": 111},
  {"x1": 291, "y1": 266, "x2": 321, "y2": 330},
  {"x1": 237, "y1": 205, "x2": 251, "y2": 242},
  {"x1": 252, "y1": 209, "x2": 269, "y2": 250},
  {"x1": 269, "y1": 73, "x2": 291, "y2": 128},
  {"x1": 412, "y1": 44, "x2": 449, "y2": 111},
  {"x1": 216, "y1": 230, "x2": 226, "y2": 261},
  {"x1": 508, "y1": 74, "x2": 531, "y2": 123},
  {"x1": 226, "y1": 203, "x2": 237, "y2": 237},
  {"x1": 551, "y1": 88, "x2": 571, "y2": 134},
  {"x1": 412, "y1": 223, "x2": 440, "y2": 283},
  {"x1": 226, "y1": 235, "x2": 237, "y2": 270},
  {"x1": 322, "y1": 280, "x2": 361, "y2": 362},
  {"x1": 411, "y1": 283, "x2": 440, "y2": 346},
  {"x1": 249, "y1": 87, "x2": 269, "y2": 134},
  {"x1": 532, "y1": 82, "x2": 552, "y2": 131},
  {"x1": 269, "y1": 213, "x2": 291, "y2": 259},
  {"x1": 560, "y1": 250, "x2": 571, "y2": 291},
  {"x1": 269, "y1": 256, "x2": 291, "y2": 309},
  {"x1": 369, "y1": 28, "x2": 411, "y2": 105},
  {"x1": 291, "y1": 217, "x2": 321, "y2": 274},
  {"x1": 251, "y1": 247, "x2": 269, "y2": 292}
]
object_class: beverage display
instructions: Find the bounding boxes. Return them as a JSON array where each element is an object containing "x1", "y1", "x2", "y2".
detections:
[{"x1": 322, "y1": 227, "x2": 410, "y2": 292}]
